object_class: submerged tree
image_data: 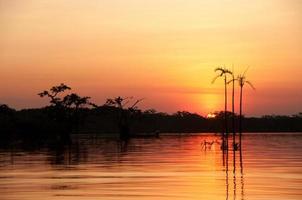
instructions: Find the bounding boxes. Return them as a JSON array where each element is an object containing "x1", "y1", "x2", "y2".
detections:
[
  {"x1": 38, "y1": 83, "x2": 92, "y2": 137},
  {"x1": 212, "y1": 67, "x2": 233, "y2": 149},
  {"x1": 227, "y1": 69, "x2": 237, "y2": 150},
  {"x1": 38, "y1": 83, "x2": 72, "y2": 126},
  {"x1": 38, "y1": 83, "x2": 71, "y2": 106},
  {"x1": 236, "y1": 71, "x2": 255, "y2": 147},
  {"x1": 105, "y1": 96, "x2": 143, "y2": 140},
  {"x1": 63, "y1": 93, "x2": 91, "y2": 131}
]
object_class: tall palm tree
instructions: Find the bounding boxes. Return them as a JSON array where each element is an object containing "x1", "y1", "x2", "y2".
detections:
[
  {"x1": 212, "y1": 67, "x2": 232, "y2": 149},
  {"x1": 237, "y1": 71, "x2": 255, "y2": 147},
  {"x1": 236, "y1": 70, "x2": 254, "y2": 174},
  {"x1": 227, "y1": 71, "x2": 237, "y2": 150}
]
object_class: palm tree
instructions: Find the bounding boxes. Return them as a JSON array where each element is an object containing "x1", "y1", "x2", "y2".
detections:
[
  {"x1": 237, "y1": 71, "x2": 255, "y2": 147},
  {"x1": 212, "y1": 67, "x2": 232, "y2": 149},
  {"x1": 227, "y1": 70, "x2": 237, "y2": 150}
]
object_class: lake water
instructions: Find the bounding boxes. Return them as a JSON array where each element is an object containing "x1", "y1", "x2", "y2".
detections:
[{"x1": 0, "y1": 133, "x2": 302, "y2": 200}]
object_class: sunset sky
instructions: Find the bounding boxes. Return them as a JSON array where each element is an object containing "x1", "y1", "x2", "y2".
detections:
[{"x1": 1, "y1": 0, "x2": 301, "y2": 116}]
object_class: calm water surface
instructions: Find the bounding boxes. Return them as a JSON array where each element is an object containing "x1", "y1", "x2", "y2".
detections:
[{"x1": 0, "y1": 133, "x2": 302, "y2": 200}]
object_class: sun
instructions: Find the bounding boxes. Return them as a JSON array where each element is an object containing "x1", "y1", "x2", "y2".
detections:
[
  {"x1": 206, "y1": 113, "x2": 216, "y2": 118},
  {"x1": 197, "y1": 94, "x2": 221, "y2": 116}
]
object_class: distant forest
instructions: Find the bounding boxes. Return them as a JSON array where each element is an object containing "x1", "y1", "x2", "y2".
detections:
[
  {"x1": 1, "y1": 83, "x2": 301, "y2": 142},
  {"x1": 1, "y1": 104, "x2": 302, "y2": 139}
]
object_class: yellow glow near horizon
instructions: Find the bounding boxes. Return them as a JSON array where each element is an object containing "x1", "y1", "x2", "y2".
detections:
[
  {"x1": 207, "y1": 113, "x2": 216, "y2": 119},
  {"x1": 0, "y1": 0, "x2": 302, "y2": 116},
  {"x1": 199, "y1": 94, "x2": 220, "y2": 115}
]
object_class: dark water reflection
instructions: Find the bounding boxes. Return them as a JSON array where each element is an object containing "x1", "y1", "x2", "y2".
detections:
[{"x1": 0, "y1": 133, "x2": 302, "y2": 200}]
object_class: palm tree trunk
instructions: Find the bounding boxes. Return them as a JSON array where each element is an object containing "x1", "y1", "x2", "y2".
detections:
[
  {"x1": 232, "y1": 79, "x2": 235, "y2": 150},
  {"x1": 239, "y1": 86, "x2": 243, "y2": 147},
  {"x1": 224, "y1": 75, "x2": 228, "y2": 150},
  {"x1": 224, "y1": 76, "x2": 228, "y2": 135}
]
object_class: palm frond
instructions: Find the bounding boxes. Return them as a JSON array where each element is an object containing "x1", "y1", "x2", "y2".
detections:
[
  {"x1": 227, "y1": 78, "x2": 237, "y2": 85},
  {"x1": 213, "y1": 66, "x2": 233, "y2": 84},
  {"x1": 225, "y1": 69, "x2": 232, "y2": 75},
  {"x1": 215, "y1": 67, "x2": 232, "y2": 75},
  {"x1": 212, "y1": 74, "x2": 221, "y2": 84},
  {"x1": 246, "y1": 81, "x2": 255, "y2": 90},
  {"x1": 214, "y1": 67, "x2": 224, "y2": 73}
]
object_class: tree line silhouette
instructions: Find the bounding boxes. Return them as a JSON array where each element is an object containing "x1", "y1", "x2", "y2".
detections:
[{"x1": 0, "y1": 81, "x2": 301, "y2": 143}]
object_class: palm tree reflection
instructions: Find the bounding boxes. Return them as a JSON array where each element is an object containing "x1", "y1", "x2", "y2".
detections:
[{"x1": 223, "y1": 140, "x2": 245, "y2": 200}]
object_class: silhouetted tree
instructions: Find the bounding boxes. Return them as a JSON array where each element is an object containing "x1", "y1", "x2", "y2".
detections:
[
  {"x1": 38, "y1": 83, "x2": 71, "y2": 106},
  {"x1": 63, "y1": 93, "x2": 91, "y2": 131},
  {"x1": 105, "y1": 96, "x2": 143, "y2": 139},
  {"x1": 0, "y1": 104, "x2": 16, "y2": 139},
  {"x1": 213, "y1": 67, "x2": 232, "y2": 149},
  {"x1": 236, "y1": 71, "x2": 255, "y2": 147},
  {"x1": 38, "y1": 84, "x2": 92, "y2": 138},
  {"x1": 0, "y1": 104, "x2": 15, "y2": 117},
  {"x1": 227, "y1": 70, "x2": 237, "y2": 150},
  {"x1": 38, "y1": 83, "x2": 71, "y2": 125}
]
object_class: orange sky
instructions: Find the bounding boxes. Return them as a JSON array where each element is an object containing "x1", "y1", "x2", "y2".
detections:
[{"x1": 0, "y1": 0, "x2": 302, "y2": 116}]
